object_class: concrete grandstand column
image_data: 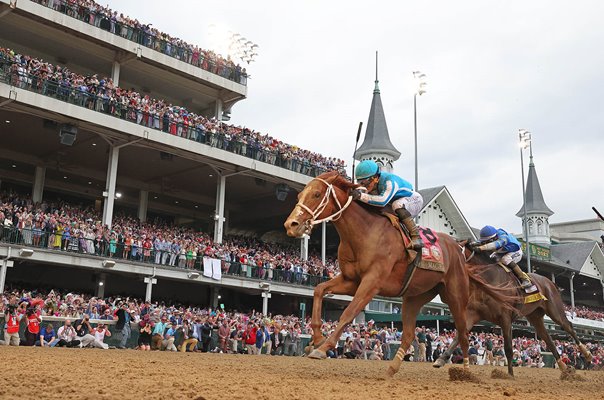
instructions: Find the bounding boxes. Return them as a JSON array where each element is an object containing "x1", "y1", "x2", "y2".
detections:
[
  {"x1": 144, "y1": 276, "x2": 157, "y2": 302},
  {"x1": 111, "y1": 60, "x2": 120, "y2": 86},
  {"x1": 321, "y1": 222, "x2": 326, "y2": 265},
  {"x1": 300, "y1": 234, "x2": 309, "y2": 261},
  {"x1": 138, "y1": 190, "x2": 149, "y2": 223},
  {"x1": 0, "y1": 247, "x2": 14, "y2": 294},
  {"x1": 214, "y1": 99, "x2": 223, "y2": 120},
  {"x1": 213, "y1": 175, "x2": 226, "y2": 244},
  {"x1": 569, "y1": 272, "x2": 575, "y2": 311},
  {"x1": 261, "y1": 291, "x2": 271, "y2": 315},
  {"x1": 551, "y1": 272, "x2": 556, "y2": 284},
  {"x1": 32, "y1": 166, "x2": 46, "y2": 203},
  {"x1": 210, "y1": 287, "x2": 220, "y2": 308},
  {"x1": 102, "y1": 146, "x2": 120, "y2": 228}
]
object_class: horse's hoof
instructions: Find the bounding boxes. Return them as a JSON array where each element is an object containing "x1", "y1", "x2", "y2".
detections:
[
  {"x1": 432, "y1": 358, "x2": 445, "y2": 368},
  {"x1": 308, "y1": 349, "x2": 327, "y2": 360},
  {"x1": 304, "y1": 345, "x2": 314, "y2": 355},
  {"x1": 386, "y1": 366, "x2": 397, "y2": 378}
]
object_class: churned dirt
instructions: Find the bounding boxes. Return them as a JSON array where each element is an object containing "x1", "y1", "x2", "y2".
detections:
[{"x1": 0, "y1": 346, "x2": 601, "y2": 400}]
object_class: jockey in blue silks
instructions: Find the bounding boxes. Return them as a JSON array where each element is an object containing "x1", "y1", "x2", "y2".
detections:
[
  {"x1": 471, "y1": 225, "x2": 532, "y2": 289},
  {"x1": 351, "y1": 160, "x2": 424, "y2": 250}
]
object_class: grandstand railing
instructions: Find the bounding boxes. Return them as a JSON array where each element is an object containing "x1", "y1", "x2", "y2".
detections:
[
  {"x1": 0, "y1": 226, "x2": 331, "y2": 288},
  {"x1": 29, "y1": 0, "x2": 248, "y2": 86},
  {"x1": 0, "y1": 60, "x2": 330, "y2": 177}
]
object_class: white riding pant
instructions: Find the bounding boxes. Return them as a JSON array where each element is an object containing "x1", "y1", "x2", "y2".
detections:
[
  {"x1": 392, "y1": 192, "x2": 424, "y2": 218},
  {"x1": 499, "y1": 250, "x2": 522, "y2": 266}
]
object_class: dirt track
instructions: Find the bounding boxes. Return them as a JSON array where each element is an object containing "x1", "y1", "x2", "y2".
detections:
[{"x1": 0, "y1": 346, "x2": 601, "y2": 400}]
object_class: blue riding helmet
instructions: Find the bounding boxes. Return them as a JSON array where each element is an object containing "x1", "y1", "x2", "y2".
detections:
[
  {"x1": 479, "y1": 225, "x2": 498, "y2": 242},
  {"x1": 355, "y1": 160, "x2": 380, "y2": 181}
]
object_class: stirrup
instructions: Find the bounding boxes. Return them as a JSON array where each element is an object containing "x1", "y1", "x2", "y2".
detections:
[
  {"x1": 520, "y1": 280, "x2": 532, "y2": 289},
  {"x1": 410, "y1": 238, "x2": 424, "y2": 251}
]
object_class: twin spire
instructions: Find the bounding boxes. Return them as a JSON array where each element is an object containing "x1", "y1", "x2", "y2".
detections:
[{"x1": 355, "y1": 51, "x2": 401, "y2": 168}]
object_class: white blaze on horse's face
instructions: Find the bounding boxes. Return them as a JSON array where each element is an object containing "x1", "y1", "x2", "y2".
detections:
[{"x1": 284, "y1": 181, "x2": 324, "y2": 238}]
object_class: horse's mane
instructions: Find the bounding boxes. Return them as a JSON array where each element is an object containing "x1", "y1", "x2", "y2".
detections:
[{"x1": 317, "y1": 171, "x2": 358, "y2": 192}]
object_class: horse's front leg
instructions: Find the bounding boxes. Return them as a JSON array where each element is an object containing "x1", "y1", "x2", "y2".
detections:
[
  {"x1": 309, "y1": 275, "x2": 358, "y2": 349},
  {"x1": 309, "y1": 277, "x2": 380, "y2": 359}
]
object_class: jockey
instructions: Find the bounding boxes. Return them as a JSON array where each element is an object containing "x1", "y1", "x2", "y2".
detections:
[
  {"x1": 351, "y1": 160, "x2": 424, "y2": 250},
  {"x1": 472, "y1": 225, "x2": 532, "y2": 289}
]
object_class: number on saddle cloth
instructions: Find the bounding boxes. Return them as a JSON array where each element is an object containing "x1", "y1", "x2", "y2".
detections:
[{"x1": 419, "y1": 227, "x2": 437, "y2": 246}]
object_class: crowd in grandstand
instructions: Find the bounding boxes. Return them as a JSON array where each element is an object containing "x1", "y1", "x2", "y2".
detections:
[
  {"x1": 1, "y1": 287, "x2": 602, "y2": 369},
  {"x1": 0, "y1": 46, "x2": 347, "y2": 177},
  {"x1": 30, "y1": 0, "x2": 248, "y2": 85},
  {"x1": 565, "y1": 305, "x2": 604, "y2": 322},
  {"x1": 0, "y1": 189, "x2": 341, "y2": 281}
]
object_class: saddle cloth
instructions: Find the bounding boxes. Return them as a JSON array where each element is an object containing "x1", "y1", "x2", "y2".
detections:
[
  {"x1": 382, "y1": 212, "x2": 445, "y2": 273},
  {"x1": 497, "y1": 262, "x2": 547, "y2": 304}
]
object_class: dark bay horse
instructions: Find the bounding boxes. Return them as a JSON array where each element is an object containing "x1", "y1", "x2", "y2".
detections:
[
  {"x1": 433, "y1": 242, "x2": 593, "y2": 375},
  {"x1": 283, "y1": 171, "x2": 518, "y2": 376}
]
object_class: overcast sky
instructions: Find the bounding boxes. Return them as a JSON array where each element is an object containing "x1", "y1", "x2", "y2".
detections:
[{"x1": 108, "y1": 0, "x2": 604, "y2": 233}]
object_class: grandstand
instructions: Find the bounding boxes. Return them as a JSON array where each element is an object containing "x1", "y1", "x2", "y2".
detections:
[{"x1": 1, "y1": 0, "x2": 604, "y2": 343}]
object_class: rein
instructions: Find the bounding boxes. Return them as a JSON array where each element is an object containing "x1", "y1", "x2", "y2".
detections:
[
  {"x1": 459, "y1": 243, "x2": 475, "y2": 262},
  {"x1": 295, "y1": 177, "x2": 353, "y2": 229}
]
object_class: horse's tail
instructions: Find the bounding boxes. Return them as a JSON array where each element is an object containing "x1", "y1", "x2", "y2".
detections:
[{"x1": 466, "y1": 264, "x2": 521, "y2": 313}]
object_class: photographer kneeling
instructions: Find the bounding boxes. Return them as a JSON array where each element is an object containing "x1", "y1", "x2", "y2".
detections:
[{"x1": 75, "y1": 314, "x2": 109, "y2": 349}]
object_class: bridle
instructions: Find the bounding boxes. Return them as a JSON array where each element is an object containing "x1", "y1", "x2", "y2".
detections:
[
  {"x1": 458, "y1": 242, "x2": 475, "y2": 262},
  {"x1": 294, "y1": 177, "x2": 353, "y2": 232}
]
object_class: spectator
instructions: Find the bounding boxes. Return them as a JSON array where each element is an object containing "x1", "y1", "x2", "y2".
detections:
[
  {"x1": 115, "y1": 301, "x2": 133, "y2": 349},
  {"x1": 2, "y1": 304, "x2": 21, "y2": 346},
  {"x1": 23, "y1": 307, "x2": 42, "y2": 346},
  {"x1": 180, "y1": 319, "x2": 198, "y2": 352},
  {"x1": 94, "y1": 323, "x2": 112, "y2": 347},
  {"x1": 39, "y1": 323, "x2": 58, "y2": 347},
  {"x1": 163, "y1": 322, "x2": 178, "y2": 352},
  {"x1": 56, "y1": 319, "x2": 80, "y2": 348},
  {"x1": 243, "y1": 322, "x2": 258, "y2": 355},
  {"x1": 75, "y1": 314, "x2": 108, "y2": 349},
  {"x1": 138, "y1": 320, "x2": 152, "y2": 351},
  {"x1": 151, "y1": 315, "x2": 168, "y2": 350}
]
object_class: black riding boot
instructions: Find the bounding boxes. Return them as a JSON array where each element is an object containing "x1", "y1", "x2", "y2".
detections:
[
  {"x1": 509, "y1": 261, "x2": 532, "y2": 289},
  {"x1": 396, "y1": 208, "x2": 423, "y2": 251}
]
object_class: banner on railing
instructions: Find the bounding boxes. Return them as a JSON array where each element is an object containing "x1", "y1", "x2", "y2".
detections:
[{"x1": 203, "y1": 257, "x2": 222, "y2": 280}]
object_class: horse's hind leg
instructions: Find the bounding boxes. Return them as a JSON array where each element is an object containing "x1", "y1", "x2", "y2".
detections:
[
  {"x1": 388, "y1": 290, "x2": 436, "y2": 377},
  {"x1": 543, "y1": 285, "x2": 593, "y2": 366},
  {"x1": 501, "y1": 316, "x2": 514, "y2": 376},
  {"x1": 445, "y1": 292, "x2": 471, "y2": 368},
  {"x1": 526, "y1": 311, "x2": 566, "y2": 371}
]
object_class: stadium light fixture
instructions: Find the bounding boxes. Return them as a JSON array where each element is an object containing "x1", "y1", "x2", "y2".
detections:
[
  {"x1": 188, "y1": 271, "x2": 200, "y2": 279},
  {"x1": 413, "y1": 70, "x2": 427, "y2": 191},
  {"x1": 102, "y1": 260, "x2": 115, "y2": 268},
  {"x1": 518, "y1": 128, "x2": 533, "y2": 274},
  {"x1": 19, "y1": 248, "x2": 34, "y2": 257},
  {"x1": 98, "y1": 281, "x2": 104, "y2": 287},
  {"x1": 115, "y1": 192, "x2": 122, "y2": 199},
  {"x1": 259, "y1": 282, "x2": 270, "y2": 290}
]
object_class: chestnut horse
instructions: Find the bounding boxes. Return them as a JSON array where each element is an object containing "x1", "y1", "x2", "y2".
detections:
[
  {"x1": 433, "y1": 242, "x2": 593, "y2": 375},
  {"x1": 283, "y1": 171, "x2": 518, "y2": 376}
]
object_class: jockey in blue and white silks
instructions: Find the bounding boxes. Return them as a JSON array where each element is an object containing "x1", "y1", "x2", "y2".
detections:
[
  {"x1": 351, "y1": 160, "x2": 424, "y2": 250},
  {"x1": 471, "y1": 225, "x2": 532, "y2": 289}
]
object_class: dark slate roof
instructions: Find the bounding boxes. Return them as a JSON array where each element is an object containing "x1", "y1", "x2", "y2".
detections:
[
  {"x1": 550, "y1": 241, "x2": 596, "y2": 272},
  {"x1": 418, "y1": 186, "x2": 444, "y2": 206},
  {"x1": 355, "y1": 81, "x2": 401, "y2": 161},
  {"x1": 516, "y1": 158, "x2": 554, "y2": 217}
]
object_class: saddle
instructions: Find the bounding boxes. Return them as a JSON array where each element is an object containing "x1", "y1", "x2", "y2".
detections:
[{"x1": 382, "y1": 212, "x2": 445, "y2": 298}]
